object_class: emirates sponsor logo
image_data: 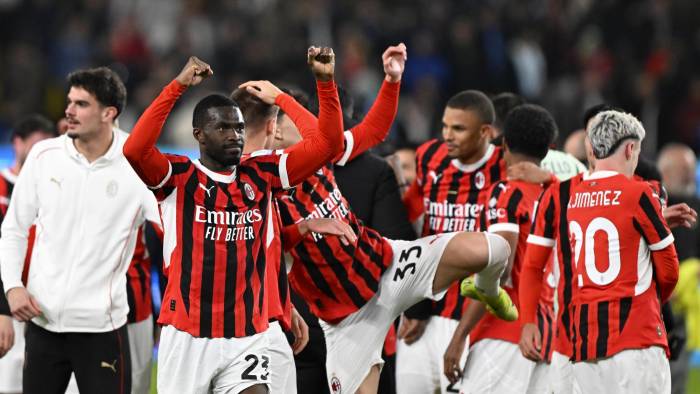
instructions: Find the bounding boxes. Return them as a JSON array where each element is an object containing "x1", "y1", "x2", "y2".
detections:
[
  {"x1": 304, "y1": 187, "x2": 350, "y2": 241},
  {"x1": 195, "y1": 205, "x2": 263, "y2": 241},
  {"x1": 424, "y1": 199, "x2": 483, "y2": 232}
]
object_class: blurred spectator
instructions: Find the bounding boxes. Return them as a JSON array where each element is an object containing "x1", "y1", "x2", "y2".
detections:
[
  {"x1": 658, "y1": 142, "x2": 700, "y2": 394},
  {"x1": 564, "y1": 129, "x2": 587, "y2": 164}
]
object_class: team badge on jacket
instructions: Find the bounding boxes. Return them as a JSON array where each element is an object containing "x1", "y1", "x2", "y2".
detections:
[{"x1": 243, "y1": 182, "x2": 256, "y2": 201}]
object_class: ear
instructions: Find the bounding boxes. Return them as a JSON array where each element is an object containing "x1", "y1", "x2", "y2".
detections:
[
  {"x1": 481, "y1": 124, "x2": 493, "y2": 138},
  {"x1": 193, "y1": 128, "x2": 205, "y2": 145},
  {"x1": 265, "y1": 118, "x2": 276, "y2": 138},
  {"x1": 102, "y1": 106, "x2": 118, "y2": 123},
  {"x1": 624, "y1": 141, "x2": 635, "y2": 159}
]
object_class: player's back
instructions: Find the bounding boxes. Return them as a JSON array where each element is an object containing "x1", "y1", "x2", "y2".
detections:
[{"x1": 566, "y1": 170, "x2": 672, "y2": 361}]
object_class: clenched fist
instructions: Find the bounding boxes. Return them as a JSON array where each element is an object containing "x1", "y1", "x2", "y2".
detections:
[
  {"x1": 307, "y1": 46, "x2": 335, "y2": 82},
  {"x1": 175, "y1": 56, "x2": 213, "y2": 87}
]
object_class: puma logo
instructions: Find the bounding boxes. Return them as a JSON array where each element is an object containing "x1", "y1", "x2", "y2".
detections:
[
  {"x1": 199, "y1": 183, "x2": 215, "y2": 198},
  {"x1": 100, "y1": 360, "x2": 117, "y2": 373},
  {"x1": 50, "y1": 177, "x2": 62, "y2": 189},
  {"x1": 428, "y1": 170, "x2": 442, "y2": 184}
]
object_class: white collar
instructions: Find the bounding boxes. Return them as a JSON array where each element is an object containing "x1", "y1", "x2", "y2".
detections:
[
  {"x1": 450, "y1": 144, "x2": 495, "y2": 173},
  {"x1": 583, "y1": 170, "x2": 619, "y2": 180},
  {"x1": 193, "y1": 159, "x2": 237, "y2": 183}
]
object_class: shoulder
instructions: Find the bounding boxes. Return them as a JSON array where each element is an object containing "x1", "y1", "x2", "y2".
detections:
[
  {"x1": 28, "y1": 136, "x2": 64, "y2": 160},
  {"x1": 416, "y1": 139, "x2": 444, "y2": 162}
]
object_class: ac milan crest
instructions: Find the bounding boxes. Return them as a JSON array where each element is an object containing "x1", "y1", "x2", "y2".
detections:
[
  {"x1": 474, "y1": 171, "x2": 485, "y2": 190},
  {"x1": 331, "y1": 376, "x2": 342, "y2": 394},
  {"x1": 243, "y1": 182, "x2": 255, "y2": 200}
]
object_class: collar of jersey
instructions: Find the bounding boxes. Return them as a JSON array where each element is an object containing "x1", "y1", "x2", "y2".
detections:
[
  {"x1": 450, "y1": 143, "x2": 495, "y2": 173},
  {"x1": 583, "y1": 170, "x2": 619, "y2": 180},
  {"x1": 64, "y1": 128, "x2": 122, "y2": 165},
  {"x1": 193, "y1": 159, "x2": 237, "y2": 183}
]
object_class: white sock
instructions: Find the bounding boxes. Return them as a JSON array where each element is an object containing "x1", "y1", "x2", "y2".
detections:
[{"x1": 474, "y1": 232, "x2": 510, "y2": 297}]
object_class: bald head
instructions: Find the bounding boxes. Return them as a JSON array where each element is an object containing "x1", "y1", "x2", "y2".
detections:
[
  {"x1": 564, "y1": 129, "x2": 587, "y2": 163},
  {"x1": 658, "y1": 143, "x2": 697, "y2": 196}
]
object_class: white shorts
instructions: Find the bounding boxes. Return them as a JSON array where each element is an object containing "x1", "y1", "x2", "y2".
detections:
[
  {"x1": 462, "y1": 339, "x2": 535, "y2": 394},
  {"x1": 157, "y1": 325, "x2": 270, "y2": 394},
  {"x1": 128, "y1": 317, "x2": 154, "y2": 394},
  {"x1": 572, "y1": 346, "x2": 670, "y2": 394},
  {"x1": 396, "y1": 316, "x2": 467, "y2": 394},
  {"x1": 267, "y1": 321, "x2": 296, "y2": 394},
  {"x1": 321, "y1": 233, "x2": 457, "y2": 394},
  {"x1": 545, "y1": 351, "x2": 573, "y2": 394},
  {"x1": 0, "y1": 319, "x2": 24, "y2": 392}
]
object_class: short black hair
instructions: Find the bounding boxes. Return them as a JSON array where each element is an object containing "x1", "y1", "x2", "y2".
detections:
[
  {"x1": 446, "y1": 90, "x2": 495, "y2": 124},
  {"x1": 12, "y1": 114, "x2": 57, "y2": 140},
  {"x1": 192, "y1": 94, "x2": 238, "y2": 128},
  {"x1": 492, "y1": 92, "x2": 525, "y2": 131},
  {"x1": 67, "y1": 67, "x2": 127, "y2": 117},
  {"x1": 230, "y1": 88, "x2": 278, "y2": 128},
  {"x1": 582, "y1": 103, "x2": 622, "y2": 129},
  {"x1": 503, "y1": 104, "x2": 557, "y2": 160}
]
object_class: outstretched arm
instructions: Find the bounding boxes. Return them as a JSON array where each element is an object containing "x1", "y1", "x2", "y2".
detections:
[
  {"x1": 123, "y1": 56, "x2": 213, "y2": 186},
  {"x1": 336, "y1": 44, "x2": 406, "y2": 165}
]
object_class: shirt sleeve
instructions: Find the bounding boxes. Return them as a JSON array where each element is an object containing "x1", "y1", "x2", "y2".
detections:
[
  {"x1": 519, "y1": 244, "x2": 553, "y2": 324},
  {"x1": 634, "y1": 185, "x2": 679, "y2": 302},
  {"x1": 0, "y1": 146, "x2": 41, "y2": 292},
  {"x1": 335, "y1": 80, "x2": 400, "y2": 166},
  {"x1": 527, "y1": 184, "x2": 558, "y2": 248},
  {"x1": 123, "y1": 80, "x2": 187, "y2": 188},
  {"x1": 272, "y1": 80, "x2": 344, "y2": 189},
  {"x1": 480, "y1": 182, "x2": 522, "y2": 234}
]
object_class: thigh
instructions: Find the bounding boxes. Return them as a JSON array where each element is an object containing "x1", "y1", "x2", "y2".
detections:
[
  {"x1": 463, "y1": 339, "x2": 534, "y2": 394},
  {"x1": 70, "y1": 325, "x2": 131, "y2": 394},
  {"x1": 267, "y1": 322, "x2": 296, "y2": 394},
  {"x1": 23, "y1": 323, "x2": 72, "y2": 394},
  {"x1": 157, "y1": 325, "x2": 219, "y2": 394},
  {"x1": 213, "y1": 331, "x2": 271, "y2": 394},
  {"x1": 321, "y1": 310, "x2": 386, "y2": 394},
  {"x1": 549, "y1": 352, "x2": 573, "y2": 394},
  {"x1": 385, "y1": 233, "x2": 458, "y2": 314},
  {"x1": 396, "y1": 319, "x2": 440, "y2": 394},
  {"x1": 613, "y1": 347, "x2": 670, "y2": 394}
]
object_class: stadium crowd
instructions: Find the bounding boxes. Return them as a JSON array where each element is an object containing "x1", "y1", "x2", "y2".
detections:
[{"x1": 1, "y1": 1, "x2": 700, "y2": 394}]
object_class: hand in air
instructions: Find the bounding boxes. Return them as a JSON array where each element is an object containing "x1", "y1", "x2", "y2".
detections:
[
  {"x1": 307, "y1": 46, "x2": 335, "y2": 82},
  {"x1": 175, "y1": 56, "x2": 213, "y2": 87},
  {"x1": 382, "y1": 43, "x2": 407, "y2": 83}
]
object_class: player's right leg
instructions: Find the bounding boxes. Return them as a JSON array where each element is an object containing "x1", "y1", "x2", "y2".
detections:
[
  {"x1": 267, "y1": 321, "x2": 297, "y2": 394},
  {"x1": 432, "y1": 232, "x2": 516, "y2": 320},
  {"x1": 22, "y1": 323, "x2": 73, "y2": 394}
]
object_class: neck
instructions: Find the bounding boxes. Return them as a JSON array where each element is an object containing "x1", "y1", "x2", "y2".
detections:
[
  {"x1": 243, "y1": 131, "x2": 267, "y2": 154},
  {"x1": 593, "y1": 158, "x2": 632, "y2": 178},
  {"x1": 73, "y1": 126, "x2": 114, "y2": 163},
  {"x1": 457, "y1": 141, "x2": 489, "y2": 165},
  {"x1": 199, "y1": 152, "x2": 235, "y2": 173},
  {"x1": 508, "y1": 153, "x2": 540, "y2": 168}
]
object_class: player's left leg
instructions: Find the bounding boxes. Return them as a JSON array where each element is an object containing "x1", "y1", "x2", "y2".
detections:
[
  {"x1": 267, "y1": 321, "x2": 297, "y2": 394},
  {"x1": 462, "y1": 339, "x2": 534, "y2": 394}
]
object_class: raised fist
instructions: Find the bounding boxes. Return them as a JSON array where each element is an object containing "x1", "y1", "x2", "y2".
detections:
[
  {"x1": 307, "y1": 46, "x2": 335, "y2": 82},
  {"x1": 382, "y1": 43, "x2": 407, "y2": 83},
  {"x1": 175, "y1": 56, "x2": 213, "y2": 87}
]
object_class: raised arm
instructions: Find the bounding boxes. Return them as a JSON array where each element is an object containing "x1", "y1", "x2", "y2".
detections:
[
  {"x1": 123, "y1": 56, "x2": 213, "y2": 186},
  {"x1": 336, "y1": 44, "x2": 406, "y2": 165}
]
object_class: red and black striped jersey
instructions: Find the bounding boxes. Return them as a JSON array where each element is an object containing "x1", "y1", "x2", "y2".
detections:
[
  {"x1": 267, "y1": 201, "x2": 292, "y2": 330},
  {"x1": 155, "y1": 151, "x2": 288, "y2": 338},
  {"x1": 470, "y1": 180, "x2": 543, "y2": 346},
  {"x1": 278, "y1": 165, "x2": 393, "y2": 324},
  {"x1": 566, "y1": 171, "x2": 678, "y2": 361},
  {"x1": 412, "y1": 140, "x2": 506, "y2": 320},
  {"x1": 126, "y1": 225, "x2": 153, "y2": 323}
]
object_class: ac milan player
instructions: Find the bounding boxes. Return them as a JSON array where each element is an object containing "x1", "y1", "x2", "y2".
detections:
[
  {"x1": 397, "y1": 91, "x2": 512, "y2": 394},
  {"x1": 122, "y1": 49, "x2": 344, "y2": 394},
  {"x1": 240, "y1": 45, "x2": 514, "y2": 394},
  {"x1": 443, "y1": 105, "x2": 556, "y2": 393},
  {"x1": 565, "y1": 111, "x2": 678, "y2": 393},
  {"x1": 0, "y1": 115, "x2": 56, "y2": 393}
]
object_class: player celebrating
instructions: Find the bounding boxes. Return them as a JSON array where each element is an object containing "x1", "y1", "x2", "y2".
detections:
[
  {"x1": 122, "y1": 49, "x2": 344, "y2": 393},
  {"x1": 566, "y1": 110, "x2": 678, "y2": 393},
  {"x1": 398, "y1": 90, "x2": 508, "y2": 394},
  {"x1": 443, "y1": 104, "x2": 557, "y2": 392},
  {"x1": 239, "y1": 44, "x2": 515, "y2": 394}
]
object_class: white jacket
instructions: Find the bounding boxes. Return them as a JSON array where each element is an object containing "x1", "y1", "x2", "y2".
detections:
[{"x1": 0, "y1": 129, "x2": 160, "y2": 332}]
